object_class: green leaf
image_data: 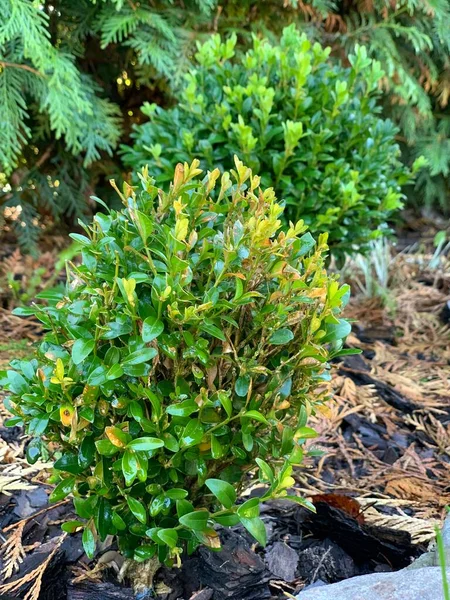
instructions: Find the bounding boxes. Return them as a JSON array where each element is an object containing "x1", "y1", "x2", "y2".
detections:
[
  {"x1": 166, "y1": 399, "x2": 198, "y2": 417},
  {"x1": 129, "y1": 400, "x2": 144, "y2": 421},
  {"x1": 87, "y1": 365, "x2": 108, "y2": 386},
  {"x1": 74, "y1": 496, "x2": 98, "y2": 519},
  {"x1": 127, "y1": 496, "x2": 147, "y2": 524},
  {"x1": 112, "y1": 512, "x2": 127, "y2": 530},
  {"x1": 176, "y1": 499, "x2": 194, "y2": 518},
  {"x1": 134, "y1": 544, "x2": 156, "y2": 562},
  {"x1": 242, "y1": 431, "x2": 253, "y2": 452},
  {"x1": 157, "y1": 528, "x2": 178, "y2": 548},
  {"x1": 12, "y1": 307, "x2": 37, "y2": 317},
  {"x1": 217, "y1": 391, "x2": 232, "y2": 418},
  {"x1": 214, "y1": 512, "x2": 240, "y2": 526},
  {"x1": 78, "y1": 436, "x2": 96, "y2": 469},
  {"x1": 72, "y1": 339, "x2": 95, "y2": 365},
  {"x1": 295, "y1": 426, "x2": 318, "y2": 439},
  {"x1": 284, "y1": 495, "x2": 316, "y2": 512},
  {"x1": 163, "y1": 433, "x2": 179, "y2": 452},
  {"x1": 135, "y1": 210, "x2": 154, "y2": 242},
  {"x1": 149, "y1": 495, "x2": 168, "y2": 517},
  {"x1": 142, "y1": 316, "x2": 164, "y2": 343},
  {"x1": 200, "y1": 320, "x2": 226, "y2": 341},
  {"x1": 321, "y1": 319, "x2": 352, "y2": 343},
  {"x1": 255, "y1": 458, "x2": 274, "y2": 483},
  {"x1": 269, "y1": 328, "x2": 294, "y2": 345},
  {"x1": 70, "y1": 233, "x2": 91, "y2": 246},
  {"x1": 297, "y1": 232, "x2": 316, "y2": 256},
  {"x1": 62, "y1": 520, "x2": 84, "y2": 533},
  {"x1": 107, "y1": 364, "x2": 124, "y2": 380},
  {"x1": 79, "y1": 407, "x2": 95, "y2": 423},
  {"x1": 205, "y1": 479, "x2": 236, "y2": 509},
  {"x1": 5, "y1": 417, "x2": 23, "y2": 427},
  {"x1": 102, "y1": 317, "x2": 133, "y2": 339},
  {"x1": 127, "y1": 437, "x2": 164, "y2": 451},
  {"x1": 96, "y1": 497, "x2": 113, "y2": 541},
  {"x1": 237, "y1": 497, "x2": 260, "y2": 518},
  {"x1": 242, "y1": 410, "x2": 268, "y2": 424},
  {"x1": 211, "y1": 435, "x2": 224, "y2": 459},
  {"x1": 54, "y1": 453, "x2": 84, "y2": 475},
  {"x1": 82, "y1": 527, "x2": 96, "y2": 559},
  {"x1": 49, "y1": 476, "x2": 76, "y2": 502},
  {"x1": 122, "y1": 348, "x2": 158, "y2": 365},
  {"x1": 179, "y1": 510, "x2": 210, "y2": 531},
  {"x1": 331, "y1": 348, "x2": 362, "y2": 358},
  {"x1": 26, "y1": 438, "x2": 41, "y2": 464},
  {"x1": 7, "y1": 371, "x2": 28, "y2": 395},
  {"x1": 239, "y1": 516, "x2": 267, "y2": 546},
  {"x1": 165, "y1": 488, "x2": 188, "y2": 500},
  {"x1": 28, "y1": 415, "x2": 49, "y2": 436},
  {"x1": 122, "y1": 449, "x2": 138, "y2": 486},
  {"x1": 95, "y1": 439, "x2": 120, "y2": 456},
  {"x1": 235, "y1": 375, "x2": 250, "y2": 397},
  {"x1": 122, "y1": 362, "x2": 149, "y2": 377},
  {"x1": 180, "y1": 420, "x2": 203, "y2": 447}
]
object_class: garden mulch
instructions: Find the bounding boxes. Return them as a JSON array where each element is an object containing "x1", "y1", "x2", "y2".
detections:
[{"x1": 0, "y1": 246, "x2": 449, "y2": 599}]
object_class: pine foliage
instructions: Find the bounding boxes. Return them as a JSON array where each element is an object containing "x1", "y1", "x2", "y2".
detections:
[
  {"x1": 0, "y1": 0, "x2": 222, "y2": 249},
  {"x1": 297, "y1": 0, "x2": 450, "y2": 212}
]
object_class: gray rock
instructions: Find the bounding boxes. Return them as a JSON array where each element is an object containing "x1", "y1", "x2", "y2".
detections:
[
  {"x1": 300, "y1": 579, "x2": 328, "y2": 591},
  {"x1": 265, "y1": 541, "x2": 298, "y2": 582},
  {"x1": 296, "y1": 566, "x2": 450, "y2": 600}
]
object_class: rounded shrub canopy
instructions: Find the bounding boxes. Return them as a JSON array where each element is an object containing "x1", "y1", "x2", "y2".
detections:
[
  {"x1": 3, "y1": 158, "x2": 352, "y2": 564},
  {"x1": 122, "y1": 25, "x2": 413, "y2": 256}
]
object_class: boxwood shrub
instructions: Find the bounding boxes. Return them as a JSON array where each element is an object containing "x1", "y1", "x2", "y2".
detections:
[
  {"x1": 122, "y1": 25, "x2": 415, "y2": 256},
  {"x1": 2, "y1": 159, "x2": 352, "y2": 565}
]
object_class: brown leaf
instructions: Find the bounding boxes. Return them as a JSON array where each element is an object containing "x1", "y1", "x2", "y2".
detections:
[{"x1": 312, "y1": 493, "x2": 365, "y2": 523}]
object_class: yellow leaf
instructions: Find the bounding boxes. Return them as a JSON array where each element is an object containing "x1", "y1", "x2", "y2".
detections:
[
  {"x1": 55, "y1": 358, "x2": 64, "y2": 381},
  {"x1": 224, "y1": 272, "x2": 246, "y2": 280},
  {"x1": 60, "y1": 404, "x2": 74, "y2": 426},
  {"x1": 160, "y1": 285, "x2": 172, "y2": 301},
  {"x1": 206, "y1": 168, "x2": 220, "y2": 193},
  {"x1": 311, "y1": 316, "x2": 322, "y2": 333},
  {"x1": 280, "y1": 476, "x2": 295, "y2": 490},
  {"x1": 173, "y1": 163, "x2": 184, "y2": 190},
  {"x1": 122, "y1": 278, "x2": 136, "y2": 307},
  {"x1": 204, "y1": 529, "x2": 221, "y2": 549},
  {"x1": 187, "y1": 229, "x2": 198, "y2": 249},
  {"x1": 175, "y1": 217, "x2": 189, "y2": 241},
  {"x1": 199, "y1": 440, "x2": 211, "y2": 452},
  {"x1": 173, "y1": 198, "x2": 186, "y2": 216},
  {"x1": 105, "y1": 426, "x2": 127, "y2": 448}
]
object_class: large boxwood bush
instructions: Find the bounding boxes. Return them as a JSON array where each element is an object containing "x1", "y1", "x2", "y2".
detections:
[
  {"x1": 2, "y1": 159, "x2": 352, "y2": 565},
  {"x1": 122, "y1": 25, "x2": 415, "y2": 256}
]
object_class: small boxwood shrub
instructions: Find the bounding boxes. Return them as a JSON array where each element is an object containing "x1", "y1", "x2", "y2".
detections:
[
  {"x1": 2, "y1": 159, "x2": 352, "y2": 565},
  {"x1": 122, "y1": 25, "x2": 415, "y2": 256}
]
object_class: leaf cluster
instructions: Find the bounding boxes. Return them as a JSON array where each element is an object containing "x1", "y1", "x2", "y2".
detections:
[
  {"x1": 2, "y1": 159, "x2": 352, "y2": 563},
  {"x1": 122, "y1": 25, "x2": 413, "y2": 257},
  {"x1": 296, "y1": 0, "x2": 450, "y2": 213}
]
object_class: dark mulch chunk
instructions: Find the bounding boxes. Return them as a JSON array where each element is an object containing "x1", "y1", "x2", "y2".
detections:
[
  {"x1": 339, "y1": 355, "x2": 419, "y2": 413},
  {"x1": 2, "y1": 490, "x2": 422, "y2": 600},
  {"x1": 179, "y1": 529, "x2": 271, "y2": 600},
  {"x1": 66, "y1": 581, "x2": 135, "y2": 600}
]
